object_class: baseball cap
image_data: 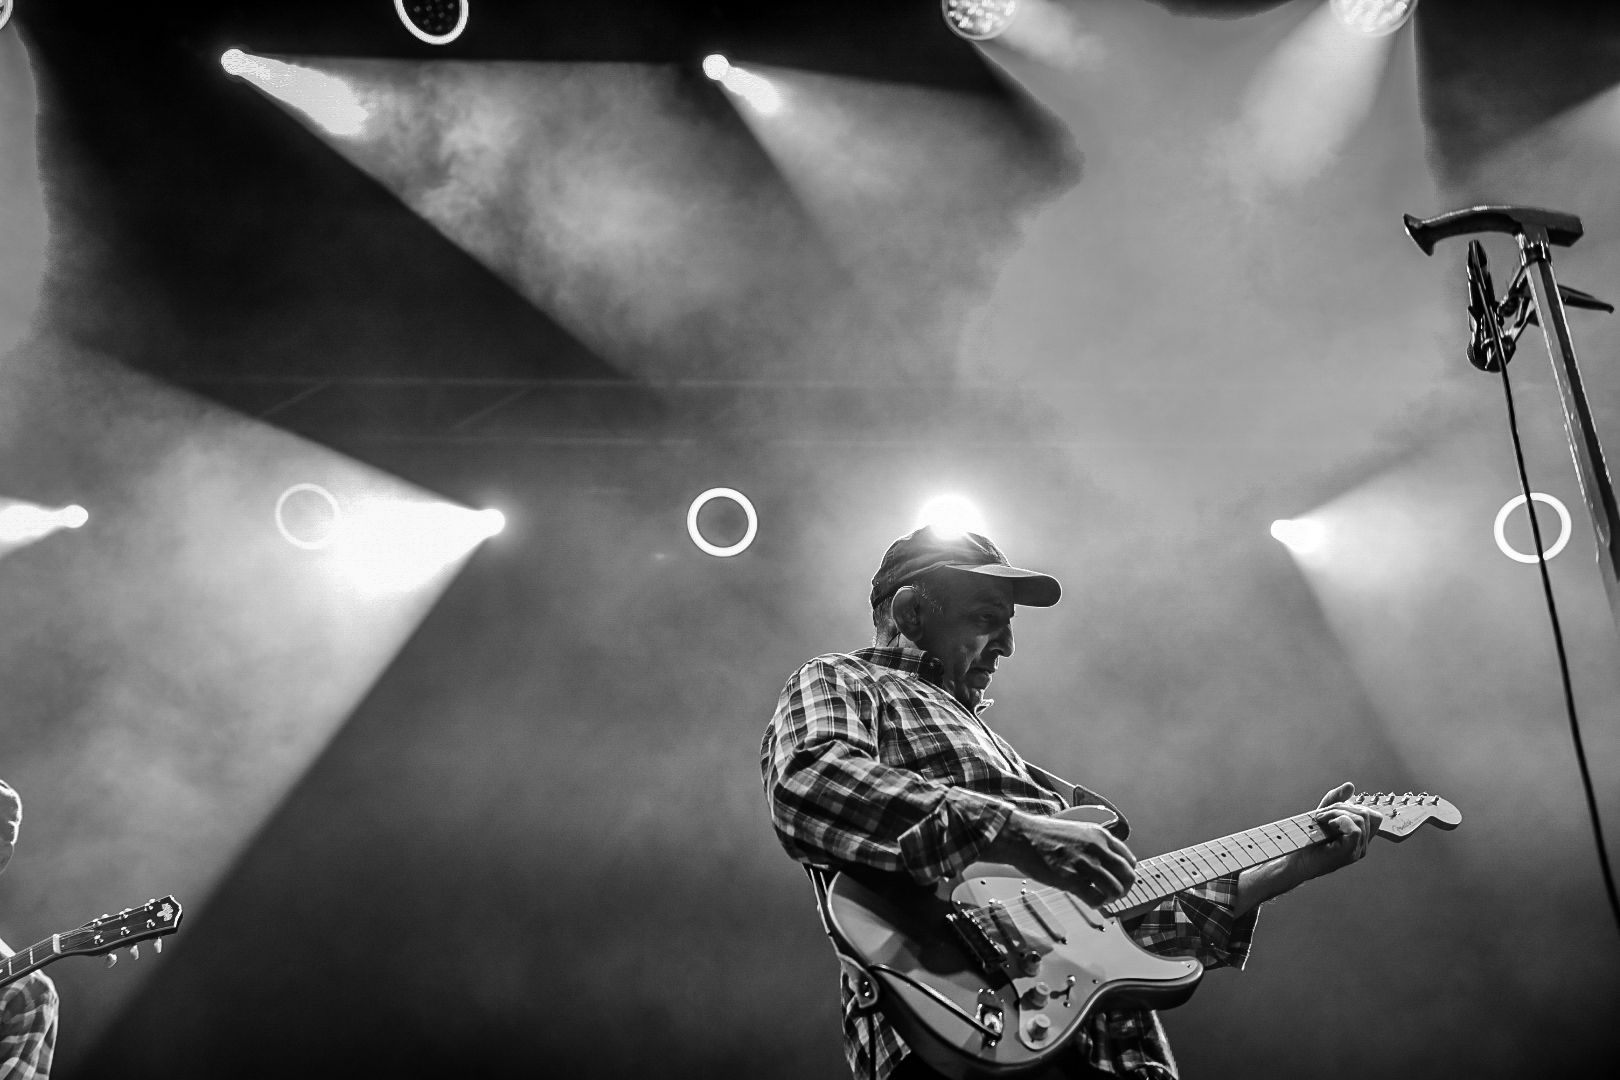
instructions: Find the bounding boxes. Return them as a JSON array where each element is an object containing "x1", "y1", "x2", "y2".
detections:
[{"x1": 870, "y1": 526, "x2": 1061, "y2": 609}]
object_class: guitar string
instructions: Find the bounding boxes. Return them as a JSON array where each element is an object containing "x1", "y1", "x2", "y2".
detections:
[
  {"x1": 959, "y1": 795, "x2": 1444, "y2": 925},
  {"x1": 958, "y1": 813, "x2": 1333, "y2": 926}
]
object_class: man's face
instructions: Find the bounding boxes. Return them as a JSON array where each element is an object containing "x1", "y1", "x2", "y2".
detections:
[
  {"x1": 0, "y1": 778, "x2": 19, "y2": 877},
  {"x1": 913, "y1": 574, "x2": 1016, "y2": 710}
]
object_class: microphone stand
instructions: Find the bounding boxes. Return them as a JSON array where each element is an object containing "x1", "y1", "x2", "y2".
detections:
[
  {"x1": 1405, "y1": 206, "x2": 1620, "y2": 628},
  {"x1": 1407, "y1": 206, "x2": 1620, "y2": 939}
]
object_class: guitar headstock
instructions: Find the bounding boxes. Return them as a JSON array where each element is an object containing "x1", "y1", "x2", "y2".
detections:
[
  {"x1": 58, "y1": 896, "x2": 183, "y2": 960},
  {"x1": 1354, "y1": 792, "x2": 1462, "y2": 840}
]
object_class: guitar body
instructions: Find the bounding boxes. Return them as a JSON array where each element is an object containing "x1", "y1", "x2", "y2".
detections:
[
  {"x1": 820, "y1": 791, "x2": 1461, "y2": 1079},
  {"x1": 824, "y1": 807, "x2": 1202, "y2": 1079}
]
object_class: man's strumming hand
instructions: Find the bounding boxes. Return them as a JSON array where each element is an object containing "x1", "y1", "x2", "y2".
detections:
[{"x1": 984, "y1": 810, "x2": 1138, "y2": 905}]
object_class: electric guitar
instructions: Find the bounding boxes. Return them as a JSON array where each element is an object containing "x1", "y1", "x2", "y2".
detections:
[
  {"x1": 824, "y1": 793, "x2": 1460, "y2": 1078},
  {"x1": 1, "y1": 896, "x2": 183, "y2": 989}
]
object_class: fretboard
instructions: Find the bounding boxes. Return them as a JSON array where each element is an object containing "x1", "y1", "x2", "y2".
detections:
[
  {"x1": 1102, "y1": 812, "x2": 1329, "y2": 917},
  {"x1": 0, "y1": 936, "x2": 60, "y2": 990}
]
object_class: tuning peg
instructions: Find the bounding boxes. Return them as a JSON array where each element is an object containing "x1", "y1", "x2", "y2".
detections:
[
  {"x1": 154, "y1": 939, "x2": 162, "y2": 954},
  {"x1": 105, "y1": 953, "x2": 118, "y2": 969},
  {"x1": 130, "y1": 945, "x2": 140, "y2": 960}
]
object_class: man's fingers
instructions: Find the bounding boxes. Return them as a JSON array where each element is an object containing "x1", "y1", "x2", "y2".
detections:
[
  {"x1": 1105, "y1": 833, "x2": 1139, "y2": 867},
  {"x1": 1070, "y1": 847, "x2": 1135, "y2": 899},
  {"x1": 1316, "y1": 781, "x2": 1355, "y2": 810},
  {"x1": 1078, "y1": 865, "x2": 1131, "y2": 902}
]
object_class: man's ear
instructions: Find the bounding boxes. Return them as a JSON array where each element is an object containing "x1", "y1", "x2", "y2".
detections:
[{"x1": 890, "y1": 584, "x2": 926, "y2": 644}]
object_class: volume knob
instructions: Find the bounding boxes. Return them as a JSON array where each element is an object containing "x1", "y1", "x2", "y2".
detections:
[
  {"x1": 1021, "y1": 982, "x2": 1051, "y2": 1008},
  {"x1": 1025, "y1": 1014, "x2": 1051, "y2": 1042}
]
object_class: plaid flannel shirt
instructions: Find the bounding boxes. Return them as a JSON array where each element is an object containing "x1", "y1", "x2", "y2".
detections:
[
  {"x1": 761, "y1": 647, "x2": 1258, "y2": 1080},
  {"x1": 0, "y1": 970, "x2": 57, "y2": 1080}
]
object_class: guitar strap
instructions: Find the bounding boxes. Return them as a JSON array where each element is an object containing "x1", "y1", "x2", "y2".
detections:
[
  {"x1": 1023, "y1": 762, "x2": 1132, "y2": 841},
  {"x1": 802, "y1": 864, "x2": 881, "y2": 1011}
]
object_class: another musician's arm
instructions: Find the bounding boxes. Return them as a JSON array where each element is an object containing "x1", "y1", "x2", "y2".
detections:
[
  {"x1": 0, "y1": 968, "x2": 59, "y2": 1080},
  {"x1": 0, "y1": 782, "x2": 59, "y2": 1080}
]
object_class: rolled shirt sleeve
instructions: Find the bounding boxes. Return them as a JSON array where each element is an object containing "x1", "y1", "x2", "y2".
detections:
[
  {"x1": 763, "y1": 656, "x2": 1013, "y2": 885},
  {"x1": 1125, "y1": 875, "x2": 1259, "y2": 970}
]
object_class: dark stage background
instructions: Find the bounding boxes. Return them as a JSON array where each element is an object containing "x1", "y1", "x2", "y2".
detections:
[{"x1": 3, "y1": 1, "x2": 1619, "y2": 1077}]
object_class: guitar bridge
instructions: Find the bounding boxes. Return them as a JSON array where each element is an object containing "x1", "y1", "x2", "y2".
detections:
[{"x1": 946, "y1": 904, "x2": 1009, "y2": 978}]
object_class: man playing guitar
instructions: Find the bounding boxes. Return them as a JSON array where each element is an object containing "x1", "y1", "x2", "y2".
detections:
[{"x1": 761, "y1": 527, "x2": 1382, "y2": 1080}]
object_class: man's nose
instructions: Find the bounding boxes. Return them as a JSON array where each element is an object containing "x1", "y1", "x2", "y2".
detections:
[{"x1": 990, "y1": 625, "x2": 1014, "y2": 658}]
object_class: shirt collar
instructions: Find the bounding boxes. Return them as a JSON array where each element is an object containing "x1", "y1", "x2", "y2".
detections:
[{"x1": 854, "y1": 645, "x2": 994, "y2": 714}]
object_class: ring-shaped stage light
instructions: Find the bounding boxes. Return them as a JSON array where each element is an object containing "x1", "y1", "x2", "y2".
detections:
[
  {"x1": 687, "y1": 488, "x2": 757, "y2": 558},
  {"x1": 1493, "y1": 493, "x2": 1571, "y2": 564},
  {"x1": 394, "y1": 0, "x2": 469, "y2": 46},
  {"x1": 275, "y1": 483, "x2": 343, "y2": 551}
]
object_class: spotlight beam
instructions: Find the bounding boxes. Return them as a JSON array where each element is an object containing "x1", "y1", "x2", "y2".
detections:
[
  {"x1": 1271, "y1": 518, "x2": 1326, "y2": 555},
  {"x1": 0, "y1": 500, "x2": 90, "y2": 548},
  {"x1": 220, "y1": 49, "x2": 369, "y2": 137},
  {"x1": 702, "y1": 56, "x2": 783, "y2": 116}
]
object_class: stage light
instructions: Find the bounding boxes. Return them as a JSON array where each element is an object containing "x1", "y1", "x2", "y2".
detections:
[
  {"x1": 702, "y1": 54, "x2": 730, "y2": 81},
  {"x1": 395, "y1": 0, "x2": 469, "y2": 46},
  {"x1": 0, "y1": 501, "x2": 87, "y2": 545},
  {"x1": 476, "y1": 509, "x2": 506, "y2": 538},
  {"x1": 330, "y1": 497, "x2": 504, "y2": 594},
  {"x1": 687, "y1": 488, "x2": 758, "y2": 558},
  {"x1": 915, "y1": 495, "x2": 987, "y2": 539},
  {"x1": 219, "y1": 50, "x2": 370, "y2": 137},
  {"x1": 708, "y1": 61, "x2": 784, "y2": 116},
  {"x1": 1493, "y1": 493, "x2": 1571, "y2": 564},
  {"x1": 1270, "y1": 518, "x2": 1326, "y2": 555},
  {"x1": 942, "y1": 0, "x2": 1019, "y2": 42},
  {"x1": 1330, "y1": 0, "x2": 1418, "y2": 36},
  {"x1": 275, "y1": 483, "x2": 343, "y2": 550}
]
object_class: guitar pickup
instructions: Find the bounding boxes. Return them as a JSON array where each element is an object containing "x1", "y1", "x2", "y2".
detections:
[
  {"x1": 984, "y1": 900, "x2": 1042, "y2": 976},
  {"x1": 1018, "y1": 889, "x2": 1066, "y2": 945}
]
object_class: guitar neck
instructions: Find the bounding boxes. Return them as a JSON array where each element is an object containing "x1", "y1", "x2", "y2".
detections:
[
  {"x1": 0, "y1": 935, "x2": 62, "y2": 989},
  {"x1": 1103, "y1": 811, "x2": 1329, "y2": 918}
]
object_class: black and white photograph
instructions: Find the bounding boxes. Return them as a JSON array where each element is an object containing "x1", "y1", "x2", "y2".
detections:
[{"x1": 2, "y1": 1, "x2": 1618, "y2": 1077}]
